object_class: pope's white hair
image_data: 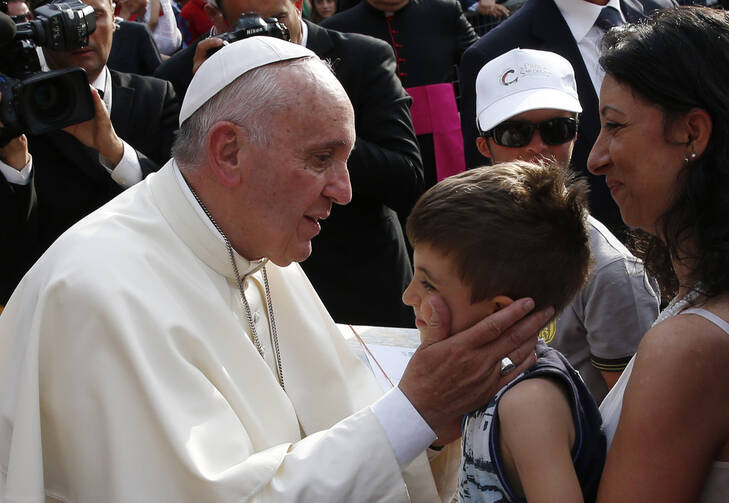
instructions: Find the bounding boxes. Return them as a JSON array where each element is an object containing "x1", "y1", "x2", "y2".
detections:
[{"x1": 173, "y1": 56, "x2": 328, "y2": 169}]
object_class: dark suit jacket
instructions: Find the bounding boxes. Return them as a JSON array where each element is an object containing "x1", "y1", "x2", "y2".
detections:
[
  {"x1": 459, "y1": 0, "x2": 675, "y2": 239},
  {"x1": 0, "y1": 70, "x2": 180, "y2": 302},
  {"x1": 108, "y1": 20, "x2": 164, "y2": 76},
  {"x1": 154, "y1": 23, "x2": 422, "y2": 327}
]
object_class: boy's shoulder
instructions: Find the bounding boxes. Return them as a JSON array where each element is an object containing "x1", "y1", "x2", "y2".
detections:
[{"x1": 459, "y1": 344, "x2": 606, "y2": 502}]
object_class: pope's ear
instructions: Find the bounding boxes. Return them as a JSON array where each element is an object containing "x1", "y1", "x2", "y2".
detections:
[
  {"x1": 492, "y1": 295, "x2": 514, "y2": 311},
  {"x1": 206, "y1": 121, "x2": 242, "y2": 187}
]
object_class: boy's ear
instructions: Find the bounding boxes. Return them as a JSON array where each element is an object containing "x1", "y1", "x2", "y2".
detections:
[{"x1": 492, "y1": 295, "x2": 514, "y2": 311}]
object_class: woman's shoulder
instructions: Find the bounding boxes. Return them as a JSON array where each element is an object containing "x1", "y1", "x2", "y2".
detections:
[{"x1": 633, "y1": 304, "x2": 729, "y2": 394}]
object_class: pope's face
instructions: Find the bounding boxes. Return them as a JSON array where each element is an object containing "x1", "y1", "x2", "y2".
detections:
[
  {"x1": 43, "y1": 0, "x2": 114, "y2": 83},
  {"x1": 234, "y1": 65, "x2": 354, "y2": 266}
]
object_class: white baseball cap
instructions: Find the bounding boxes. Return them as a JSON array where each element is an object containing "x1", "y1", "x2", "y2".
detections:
[
  {"x1": 179, "y1": 36, "x2": 316, "y2": 125},
  {"x1": 475, "y1": 48, "x2": 582, "y2": 133}
]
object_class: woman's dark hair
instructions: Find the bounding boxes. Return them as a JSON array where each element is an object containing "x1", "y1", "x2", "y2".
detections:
[
  {"x1": 309, "y1": 0, "x2": 338, "y2": 23},
  {"x1": 600, "y1": 6, "x2": 729, "y2": 299}
]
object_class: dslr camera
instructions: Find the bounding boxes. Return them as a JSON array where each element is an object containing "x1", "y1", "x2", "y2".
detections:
[
  {"x1": 207, "y1": 13, "x2": 289, "y2": 56},
  {"x1": 0, "y1": 0, "x2": 97, "y2": 146}
]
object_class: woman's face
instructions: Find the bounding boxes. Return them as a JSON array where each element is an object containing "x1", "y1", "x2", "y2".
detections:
[
  {"x1": 588, "y1": 74, "x2": 688, "y2": 235},
  {"x1": 314, "y1": 0, "x2": 336, "y2": 18}
]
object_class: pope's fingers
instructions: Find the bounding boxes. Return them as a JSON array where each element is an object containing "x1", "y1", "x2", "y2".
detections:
[
  {"x1": 481, "y1": 304, "x2": 553, "y2": 365},
  {"x1": 419, "y1": 293, "x2": 451, "y2": 347},
  {"x1": 497, "y1": 347, "x2": 538, "y2": 389},
  {"x1": 454, "y1": 297, "x2": 539, "y2": 348}
]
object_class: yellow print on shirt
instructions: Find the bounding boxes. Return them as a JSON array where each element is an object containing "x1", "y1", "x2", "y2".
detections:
[{"x1": 538, "y1": 319, "x2": 556, "y2": 344}]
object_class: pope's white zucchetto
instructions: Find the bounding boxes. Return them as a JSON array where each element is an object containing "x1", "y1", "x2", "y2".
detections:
[{"x1": 179, "y1": 36, "x2": 316, "y2": 125}]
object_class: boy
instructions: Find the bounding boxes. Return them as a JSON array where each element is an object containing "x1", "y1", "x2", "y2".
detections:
[{"x1": 402, "y1": 161, "x2": 606, "y2": 502}]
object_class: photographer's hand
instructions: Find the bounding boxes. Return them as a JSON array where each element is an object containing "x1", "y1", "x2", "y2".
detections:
[
  {"x1": 399, "y1": 296, "x2": 551, "y2": 446},
  {"x1": 0, "y1": 135, "x2": 30, "y2": 171},
  {"x1": 0, "y1": 92, "x2": 30, "y2": 171},
  {"x1": 193, "y1": 38, "x2": 226, "y2": 75},
  {"x1": 62, "y1": 86, "x2": 124, "y2": 166},
  {"x1": 476, "y1": 0, "x2": 509, "y2": 18}
]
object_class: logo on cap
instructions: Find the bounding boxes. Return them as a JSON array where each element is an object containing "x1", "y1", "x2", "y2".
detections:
[{"x1": 501, "y1": 69, "x2": 517, "y2": 86}]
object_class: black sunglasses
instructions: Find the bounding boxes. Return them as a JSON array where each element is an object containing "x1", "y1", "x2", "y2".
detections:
[{"x1": 481, "y1": 117, "x2": 578, "y2": 148}]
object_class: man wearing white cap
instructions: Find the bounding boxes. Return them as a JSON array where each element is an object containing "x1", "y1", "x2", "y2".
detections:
[
  {"x1": 460, "y1": 0, "x2": 677, "y2": 244},
  {"x1": 0, "y1": 38, "x2": 552, "y2": 502},
  {"x1": 474, "y1": 47, "x2": 660, "y2": 403}
]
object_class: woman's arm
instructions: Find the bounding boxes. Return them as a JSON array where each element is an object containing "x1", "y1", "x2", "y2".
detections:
[
  {"x1": 499, "y1": 376, "x2": 583, "y2": 503},
  {"x1": 597, "y1": 315, "x2": 729, "y2": 502},
  {"x1": 147, "y1": 0, "x2": 160, "y2": 31}
]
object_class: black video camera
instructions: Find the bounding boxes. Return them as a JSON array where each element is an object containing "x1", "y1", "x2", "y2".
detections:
[
  {"x1": 0, "y1": 0, "x2": 97, "y2": 147},
  {"x1": 207, "y1": 13, "x2": 290, "y2": 57}
]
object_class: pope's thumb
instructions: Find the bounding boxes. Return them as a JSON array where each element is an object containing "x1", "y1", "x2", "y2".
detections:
[{"x1": 420, "y1": 294, "x2": 451, "y2": 346}]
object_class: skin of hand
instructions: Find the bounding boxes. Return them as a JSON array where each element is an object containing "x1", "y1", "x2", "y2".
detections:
[
  {"x1": 148, "y1": 0, "x2": 160, "y2": 30},
  {"x1": 193, "y1": 38, "x2": 226, "y2": 75},
  {"x1": 62, "y1": 86, "x2": 124, "y2": 166},
  {"x1": 0, "y1": 91, "x2": 31, "y2": 170},
  {"x1": 399, "y1": 294, "x2": 552, "y2": 445},
  {"x1": 477, "y1": 0, "x2": 509, "y2": 18}
]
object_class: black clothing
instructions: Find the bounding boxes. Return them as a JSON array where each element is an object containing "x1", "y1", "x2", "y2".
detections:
[
  {"x1": 108, "y1": 20, "x2": 163, "y2": 76},
  {"x1": 0, "y1": 71, "x2": 180, "y2": 303}
]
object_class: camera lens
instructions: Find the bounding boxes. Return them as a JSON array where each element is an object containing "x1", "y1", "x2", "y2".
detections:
[{"x1": 27, "y1": 78, "x2": 73, "y2": 123}]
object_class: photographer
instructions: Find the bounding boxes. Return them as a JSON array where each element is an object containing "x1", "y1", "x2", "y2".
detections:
[
  {"x1": 0, "y1": 0, "x2": 180, "y2": 304},
  {"x1": 154, "y1": 0, "x2": 425, "y2": 328}
]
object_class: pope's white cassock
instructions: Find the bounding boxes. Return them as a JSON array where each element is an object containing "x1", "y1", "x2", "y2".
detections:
[{"x1": 0, "y1": 161, "x2": 459, "y2": 502}]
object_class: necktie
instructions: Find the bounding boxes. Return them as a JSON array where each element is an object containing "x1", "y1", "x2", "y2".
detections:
[{"x1": 595, "y1": 6, "x2": 622, "y2": 31}]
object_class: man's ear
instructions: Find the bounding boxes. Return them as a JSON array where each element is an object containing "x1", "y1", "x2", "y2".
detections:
[
  {"x1": 203, "y1": 1, "x2": 224, "y2": 24},
  {"x1": 492, "y1": 295, "x2": 514, "y2": 311},
  {"x1": 476, "y1": 137, "x2": 492, "y2": 160},
  {"x1": 206, "y1": 121, "x2": 242, "y2": 187}
]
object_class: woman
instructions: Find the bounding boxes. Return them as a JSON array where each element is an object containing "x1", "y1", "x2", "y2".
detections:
[
  {"x1": 588, "y1": 7, "x2": 729, "y2": 502},
  {"x1": 309, "y1": 0, "x2": 338, "y2": 23}
]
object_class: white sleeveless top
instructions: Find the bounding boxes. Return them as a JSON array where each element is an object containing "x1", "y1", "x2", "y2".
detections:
[{"x1": 600, "y1": 307, "x2": 729, "y2": 503}]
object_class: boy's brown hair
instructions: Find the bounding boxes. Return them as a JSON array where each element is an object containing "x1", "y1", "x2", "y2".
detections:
[{"x1": 406, "y1": 160, "x2": 591, "y2": 313}]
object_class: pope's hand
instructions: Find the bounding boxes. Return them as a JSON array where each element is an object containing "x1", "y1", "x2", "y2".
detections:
[
  {"x1": 398, "y1": 296, "x2": 551, "y2": 446},
  {"x1": 62, "y1": 86, "x2": 124, "y2": 166}
]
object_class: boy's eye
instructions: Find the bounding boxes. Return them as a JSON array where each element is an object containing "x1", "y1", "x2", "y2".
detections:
[{"x1": 420, "y1": 280, "x2": 436, "y2": 292}]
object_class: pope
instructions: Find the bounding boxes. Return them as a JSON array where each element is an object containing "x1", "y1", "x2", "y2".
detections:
[{"x1": 0, "y1": 37, "x2": 551, "y2": 502}]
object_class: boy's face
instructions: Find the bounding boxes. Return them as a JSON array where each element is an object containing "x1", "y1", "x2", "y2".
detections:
[
  {"x1": 476, "y1": 109, "x2": 576, "y2": 170},
  {"x1": 402, "y1": 244, "x2": 499, "y2": 336}
]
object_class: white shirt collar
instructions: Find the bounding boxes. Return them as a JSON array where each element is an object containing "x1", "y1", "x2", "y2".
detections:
[
  {"x1": 300, "y1": 17, "x2": 308, "y2": 47},
  {"x1": 90, "y1": 65, "x2": 113, "y2": 112},
  {"x1": 553, "y1": 0, "x2": 625, "y2": 43}
]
